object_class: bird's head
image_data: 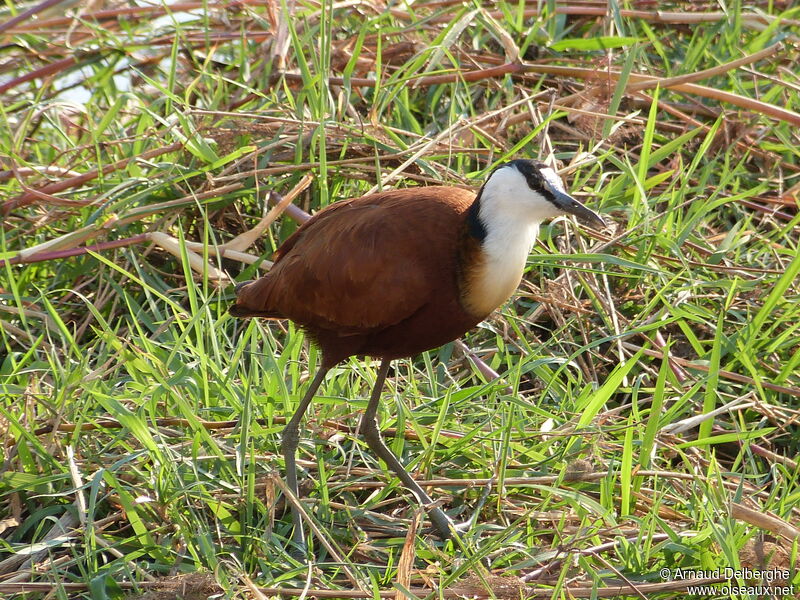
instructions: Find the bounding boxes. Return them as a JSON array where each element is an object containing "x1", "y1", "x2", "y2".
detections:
[{"x1": 477, "y1": 159, "x2": 605, "y2": 230}]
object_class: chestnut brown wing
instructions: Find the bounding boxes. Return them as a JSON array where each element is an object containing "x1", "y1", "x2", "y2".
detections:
[{"x1": 233, "y1": 187, "x2": 473, "y2": 333}]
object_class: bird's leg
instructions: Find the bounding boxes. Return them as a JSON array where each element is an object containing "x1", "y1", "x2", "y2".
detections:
[
  {"x1": 282, "y1": 365, "x2": 329, "y2": 553},
  {"x1": 361, "y1": 359, "x2": 455, "y2": 540}
]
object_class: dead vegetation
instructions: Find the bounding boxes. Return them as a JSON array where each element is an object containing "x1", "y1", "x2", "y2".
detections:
[{"x1": 1, "y1": 0, "x2": 800, "y2": 598}]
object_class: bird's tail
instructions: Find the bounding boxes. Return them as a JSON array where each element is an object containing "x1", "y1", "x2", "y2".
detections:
[
  {"x1": 234, "y1": 280, "x2": 254, "y2": 294},
  {"x1": 229, "y1": 280, "x2": 282, "y2": 318}
]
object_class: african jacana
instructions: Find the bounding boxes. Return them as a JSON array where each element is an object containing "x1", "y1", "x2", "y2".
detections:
[{"x1": 231, "y1": 159, "x2": 604, "y2": 550}]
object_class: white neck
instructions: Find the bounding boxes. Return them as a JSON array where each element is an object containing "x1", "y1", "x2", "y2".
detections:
[
  {"x1": 460, "y1": 166, "x2": 555, "y2": 317},
  {"x1": 471, "y1": 205, "x2": 540, "y2": 316}
]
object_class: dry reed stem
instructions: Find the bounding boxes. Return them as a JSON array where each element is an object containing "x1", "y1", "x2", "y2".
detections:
[
  {"x1": 730, "y1": 503, "x2": 800, "y2": 541},
  {"x1": 529, "y1": 64, "x2": 800, "y2": 126},
  {"x1": 225, "y1": 174, "x2": 313, "y2": 252},
  {"x1": 621, "y1": 342, "x2": 800, "y2": 398},
  {"x1": 2, "y1": 142, "x2": 184, "y2": 214}
]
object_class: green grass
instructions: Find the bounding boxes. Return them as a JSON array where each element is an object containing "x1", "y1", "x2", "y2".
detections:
[{"x1": 2, "y1": 1, "x2": 800, "y2": 599}]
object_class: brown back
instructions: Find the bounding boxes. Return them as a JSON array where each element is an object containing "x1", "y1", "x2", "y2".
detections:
[{"x1": 233, "y1": 186, "x2": 482, "y2": 364}]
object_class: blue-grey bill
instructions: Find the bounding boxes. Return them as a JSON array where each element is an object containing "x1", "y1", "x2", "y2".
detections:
[{"x1": 552, "y1": 190, "x2": 605, "y2": 229}]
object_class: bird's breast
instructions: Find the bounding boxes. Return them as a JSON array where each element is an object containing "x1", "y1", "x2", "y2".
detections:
[
  {"x1": 459, "y1": 250, "x2": 527, "y2": 318},
  {"x1": 458, "y1": 223, "x2": 538, "y2": 318}
]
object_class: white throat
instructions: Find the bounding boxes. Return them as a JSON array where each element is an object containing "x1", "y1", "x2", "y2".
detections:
[
  {"x1": 475, "y1": 204, "x2": 540, "y2": 315},
  {"x1": 463, "y1": 166, "x2": 556, "y2": 317}
]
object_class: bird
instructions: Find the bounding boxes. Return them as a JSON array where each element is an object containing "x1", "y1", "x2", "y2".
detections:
[{"x1": 230, "y1": 159, "x2": 604, "y2": 550}]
